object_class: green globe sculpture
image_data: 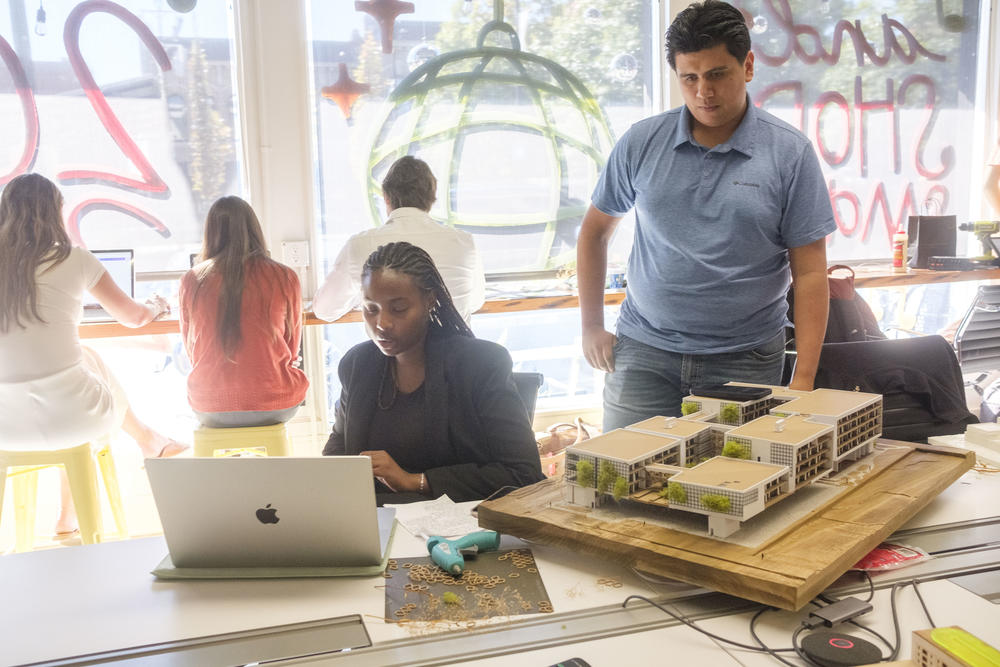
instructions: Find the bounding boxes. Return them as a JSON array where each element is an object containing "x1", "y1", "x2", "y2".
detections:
[{"x1": 367, "y1": 0, "x2": 614, "y2": 269}]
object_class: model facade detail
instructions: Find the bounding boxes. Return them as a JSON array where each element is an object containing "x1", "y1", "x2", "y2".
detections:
[{"x1": 564, "y1": 384, "x2": 883, "y2": 538}]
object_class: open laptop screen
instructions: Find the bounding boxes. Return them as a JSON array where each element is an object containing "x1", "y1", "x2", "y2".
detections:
[{"x1": 84, "y1": 249, "x2": 134, "y2": 308}]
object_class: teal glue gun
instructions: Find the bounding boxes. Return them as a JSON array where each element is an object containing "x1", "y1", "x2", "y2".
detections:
[{"x1": 426, "y1": 530, "x2": 501, "y2": 575}]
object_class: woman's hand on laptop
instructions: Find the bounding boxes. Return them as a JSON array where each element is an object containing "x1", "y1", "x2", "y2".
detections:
[
  {"x1": 146, "y1": 294, "x2": 170, "y2": 320},
  {"x1": 360, "y1": 450, "x2": 421, "y2": 493}
]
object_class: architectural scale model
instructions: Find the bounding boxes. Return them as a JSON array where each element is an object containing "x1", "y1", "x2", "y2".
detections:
[{"x1": 564, "y1": 383, "x2": 883, "y2": 538}]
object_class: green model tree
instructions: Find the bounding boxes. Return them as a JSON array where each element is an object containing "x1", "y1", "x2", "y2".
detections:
[
  {"x1": 666, "y1": 481, "x2": 686, "y2": 503},
  {"x1": 722, "y1": 440, "x2": 751, "y2": 459},
  {"x1": 596, "y1": 460, "x2": 616, "y2": 495},
  {"x1": 612, "y1": 476, "x2": 628, "y2": 501},
  {"x1": 681, "y1": 401, "x2": 699, "y2": 416},
  {"x1": 575, "y1": 459, "x2": 594, "y2": 487},
  {"x1": 719, "y1": 403, "x2": 740, "y2": 424},
  {"x1": 700, "y1": 494, "x2": 732, "y2": 513}
]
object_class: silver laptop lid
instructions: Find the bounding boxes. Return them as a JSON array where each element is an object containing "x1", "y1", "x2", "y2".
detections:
[{"x1": 146, "y1": 456, "x2": 385, "y2": 568}]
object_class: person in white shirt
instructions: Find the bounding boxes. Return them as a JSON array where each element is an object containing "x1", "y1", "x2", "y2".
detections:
[
  {"x1": 314, "y1": 156, "x2": 486, "y2": 324},
  {"x1": 0, "y1": 173, "x2": 186, "y2": 537}
]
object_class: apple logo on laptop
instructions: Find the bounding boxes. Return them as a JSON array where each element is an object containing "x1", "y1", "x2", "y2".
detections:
[{"x1": 256, "y1": 503, "x2": 279, "y2": 524}]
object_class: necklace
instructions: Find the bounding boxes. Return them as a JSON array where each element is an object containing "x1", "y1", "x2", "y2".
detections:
[{"x1": 377, "y1": 358, "x2": 398, "y2": 410}]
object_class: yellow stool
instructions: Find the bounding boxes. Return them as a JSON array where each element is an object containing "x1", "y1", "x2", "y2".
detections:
[
  {"x1": 0, "y1": 438, "x2": 128, "y2": 551},
  {"x1": 192, "y1": 423, "x2": 290, "y2": 458}
]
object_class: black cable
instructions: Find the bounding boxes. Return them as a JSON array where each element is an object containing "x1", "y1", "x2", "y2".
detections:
[
  {"x1": 791, "y1": 623, "x2": 820, "y2": 666},
  {"x1": 912, "y1": 579, "x2": 936, "y2": 627},
  {"x1": 860, "y1": 569, "x2": 875, "y2": 602},
  {"x1": 846, "y1": 619, "x2": 894, "y2": 655},
  {"x1": 748, "y1": 606, "x2": 801, "y2": 666},
  {"x1": 888, "y1": 582, "x2": 904, "y2": 661},
  {"x1": 622, "y1": 594, "x2": 803, "y2": 655}
]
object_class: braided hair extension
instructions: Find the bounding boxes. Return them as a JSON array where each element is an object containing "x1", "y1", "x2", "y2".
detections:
[{"x1": 362, "y1": 241, "x2": 474, "y2": 338}]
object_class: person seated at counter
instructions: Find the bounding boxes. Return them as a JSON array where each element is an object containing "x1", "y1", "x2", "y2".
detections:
[
  {"x1": 322, "y1": 241, "x2": 544, "y2": 503},
  {"x1": 179, "y1": 196, "x2": 308, "y2": 427},
  {"x1": 0, "y1": 173, "x2": 186, "y2": 536},
  {"x1": 313, "y1": 155, "x2": 485, "y2": 325}
]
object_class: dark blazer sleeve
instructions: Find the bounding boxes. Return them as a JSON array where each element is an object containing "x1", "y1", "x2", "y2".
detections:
[{"x1": 424, "y1": 341, "x2": 544, "y2": 501}]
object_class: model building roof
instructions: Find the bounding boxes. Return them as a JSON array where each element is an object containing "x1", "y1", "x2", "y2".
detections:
[
  {"x1": 670, "y1": 456, "x2": 787, "y2": 490},
  {"x1": 626, "y1": 416, "x2": 715, "y2": 439},
  {"x1": 727, "y1": 414, "x2": 833, "y2": 444},
  {"x1": 775, "y1": 388, "x2": 880, "y2": 417},
  {"x1": 567, "y1": 429, "x2": 679, "y2": 464}
]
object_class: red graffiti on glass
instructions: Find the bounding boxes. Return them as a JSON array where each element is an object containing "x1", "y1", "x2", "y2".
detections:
[
  {"x1": 736, "y1": 0, "x2": 961, "y2": 247},
  {"x1": 829, "y1": 180, "x2": 949, "y2": 242},
  {"x1": 0, "y1": 35, "x2": 40, "y2": 185},
  {"x1": 899, "y1": 74, "x2": 953, "y2": 180},
  {"x1": 58, "y1": 0, "x2": 172, "y2": 197},
  {"x1": 746, "y1": 0, "x2": 946, "y2": 68},
  {"x1": 65, "y1": 199, "x2": 170, "y2": 247}
]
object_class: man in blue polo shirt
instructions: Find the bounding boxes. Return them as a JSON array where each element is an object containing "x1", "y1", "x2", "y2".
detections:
[{"x1": 578, "y1": 0, "x2": 835, "y2": 430}]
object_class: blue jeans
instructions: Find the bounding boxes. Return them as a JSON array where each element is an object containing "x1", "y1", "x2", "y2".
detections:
[{"x1": 602, "y1": 331, "x2": 786, "y2": 431}]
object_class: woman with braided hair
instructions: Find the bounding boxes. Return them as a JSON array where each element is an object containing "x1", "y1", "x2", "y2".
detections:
[{"x1": 323, "y1": 241, "x2": 544, "y2": 503}]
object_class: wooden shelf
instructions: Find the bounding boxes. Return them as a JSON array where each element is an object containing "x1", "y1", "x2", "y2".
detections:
[
  {"x1": 850, "y1": 265, "x2": 1000, "y2": 288},
  {"x1": 78, "y1": 264, "x2": 999, "y2": 340}
]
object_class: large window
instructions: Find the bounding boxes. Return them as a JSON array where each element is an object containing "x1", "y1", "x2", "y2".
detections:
[
  {"x1": 0, "y1": 0, "x2": 243, "y2": 274},
  {"x1": 308, "y1": 0, "x2": 656, "y2": 274},
  {"x1": 0, "y1": 0, "x2": 244, "y2": 448},
  {"x1": 739, "y1": 0, "x2": 984, "y2": 261},
  {"x1": 307, "y1": 0, "x2": 657, "y2": 412}
]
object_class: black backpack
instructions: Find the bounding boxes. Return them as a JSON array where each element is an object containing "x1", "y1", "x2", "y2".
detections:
[{"x1": 788, "y1": 265, "x2": 887, "y2": 344}]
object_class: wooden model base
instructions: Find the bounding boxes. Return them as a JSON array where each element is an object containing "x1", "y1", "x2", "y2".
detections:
[{"x1": 478, "y1": 439, "x2": 974, "y2": 611}]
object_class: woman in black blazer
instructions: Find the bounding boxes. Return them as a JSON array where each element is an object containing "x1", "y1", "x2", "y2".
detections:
[{"x1": 323, "y1": 242, "x2": 544, "y2": 503}]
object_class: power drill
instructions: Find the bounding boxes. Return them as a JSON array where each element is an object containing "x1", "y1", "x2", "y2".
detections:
[
  {"x1": 426, "y1": 530, "x2": 501, "y2": 575},
  {"x1": 958, "y1": 221, "x2": 1000, "y2": 263}
]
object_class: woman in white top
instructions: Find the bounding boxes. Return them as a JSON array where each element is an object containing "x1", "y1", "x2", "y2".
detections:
[{"x1": 0, "y1": 173, "x2": 186, "y2": 536}]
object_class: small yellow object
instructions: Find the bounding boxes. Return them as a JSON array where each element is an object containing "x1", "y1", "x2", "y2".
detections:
[
  {"x1": 925, "y1": 626, "x2": 1000, "y2": 666},
  {"x1": 442, "y1": 591, "x2": 461, "y2": 605}
]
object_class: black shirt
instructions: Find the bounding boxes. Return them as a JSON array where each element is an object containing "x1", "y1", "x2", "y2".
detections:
[{"x1": 366, "y1": 383, "x2": 426, "y2": 474}]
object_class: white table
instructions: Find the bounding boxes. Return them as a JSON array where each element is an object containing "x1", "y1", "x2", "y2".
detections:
[{"x1": 3, "y1": 468, "x2": 999, "y2": 666}]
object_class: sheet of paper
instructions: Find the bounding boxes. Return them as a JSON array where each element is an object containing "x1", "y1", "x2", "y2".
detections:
[{"x1": 385, "y1": 495, "x2": 481, "y2": 538}]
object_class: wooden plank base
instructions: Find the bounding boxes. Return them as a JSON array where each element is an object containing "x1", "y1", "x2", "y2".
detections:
[{"x1": 477, "y1": 440, "x2": 974, "y2": 610}]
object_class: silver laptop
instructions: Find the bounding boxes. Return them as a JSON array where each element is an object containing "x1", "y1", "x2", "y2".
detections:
[
  {"x1": 145, "y1": 456, "x2": 395, "y2": 571},
  {"x1": 83, "y1": 248, "x2": 134, "y2": 321}
]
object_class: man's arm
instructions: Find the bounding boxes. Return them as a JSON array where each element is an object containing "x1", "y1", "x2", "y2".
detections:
[
  {"x1": 787, "y1": 238, "x2": 829, "y2": 391},
  {"x1": 577, "y1": 204, "x2": 622, "y2": 372},
  {"x1": 312, "y1": 244, "x2": 359, "y2": 322}
]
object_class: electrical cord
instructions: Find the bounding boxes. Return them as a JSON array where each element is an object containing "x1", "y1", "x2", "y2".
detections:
[
  {"x1": 859, "y1": 570, "x2": 875, "y2": 602},
  {"x1": 621, "y1": 594, "x2": 800, "y2": 656},
  {"x1": 846, "y1": 618, "x2": 894, "y2": 655},
  {"x1": 888, "y1": 582, "x2": 903, "y2": 661},
  {"x1": 791, "y1": 623, "x2": 816, "y2": 665},
  {"x1": 629, "y1": 576, "x2": 935, "y2": 666},
  {"x1": 748, "y1": 607, "x2": 801, "y2": 667},
  {"x1": 911, "y1": 579, "x2": 935, "y2": 627},
  {"x1": 814, "y1": 574, "x2": 936, "y2": 662}
]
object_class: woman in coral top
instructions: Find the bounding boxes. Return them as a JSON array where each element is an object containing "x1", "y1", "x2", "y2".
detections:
[{"x1": 179, "y1": 197, "x2": 308, "y2": 427}]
